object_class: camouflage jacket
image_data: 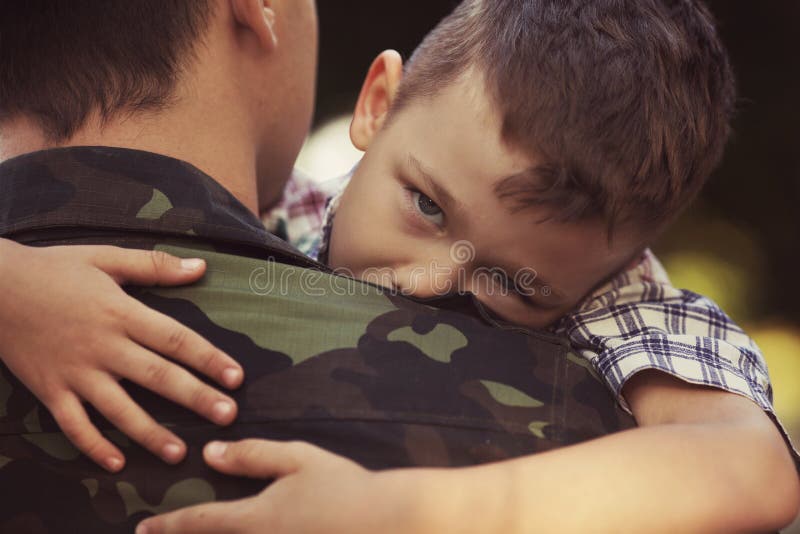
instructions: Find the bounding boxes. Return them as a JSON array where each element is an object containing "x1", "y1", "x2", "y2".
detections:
[{"x1": 0, "y1": 147, "x2": 636, "y2": 533}]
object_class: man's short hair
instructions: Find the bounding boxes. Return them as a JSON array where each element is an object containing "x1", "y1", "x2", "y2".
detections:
[
  {"x1": 0, "y1": 0, "x2": 213, "y2": 142},
  {"x1": 393, "y1": 0, "x2": 736, "y2": 235}
]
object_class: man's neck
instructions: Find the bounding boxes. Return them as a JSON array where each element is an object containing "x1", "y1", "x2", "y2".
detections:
[{"x1": 0, "y1": 108, "x2": 261, "y2": 216}]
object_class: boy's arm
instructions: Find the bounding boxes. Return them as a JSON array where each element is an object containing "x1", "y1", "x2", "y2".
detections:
[
  {"x1": 407, "y1": 372, "x2": 800, "y2": 533},
  {"x1": 0, "y1": 238, "x2": 243, "y2": 471},
  {"x1": 139, "y1": 373, "x2": 800, "y2": 534},
  {"x1": 459, "y1": 371, "x2": 800, "y2": 533},
  {"x1": 558, "y1": 249, "x2": 776, "y2": 418}
]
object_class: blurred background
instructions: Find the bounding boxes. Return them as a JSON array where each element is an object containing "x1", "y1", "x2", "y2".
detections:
[{"x1": 300, "y1": 2, "x2": 799, "y2": 528}]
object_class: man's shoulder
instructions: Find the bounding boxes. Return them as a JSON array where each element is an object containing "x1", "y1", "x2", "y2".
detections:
[
  {"x1": 0, "y1": 146, "x2": 322, "y2": 269},
  {"x1": 0, "y1": 241, "x2": 636, "y2": 532}
]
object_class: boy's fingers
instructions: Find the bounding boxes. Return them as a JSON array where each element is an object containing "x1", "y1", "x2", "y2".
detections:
[
  {"x1": 86, "y1": 246, "x2": 207, "y2": 286},
  {"x1": 80, "y1": 377, "x2": 187, "y2": 464},
  {"x1": 137, "y1": 499, "x2": 249, "y2": 534},
  {"x1": 203, "y1": 439, "x2": 309, "y2": 479},
  {"x1": 48, "y1": 393, "x2": 126, "y2": 472},
  {"x1": 125, "y1": 301, "x2": 243, "y2": 390},
  {"x1": 113, "y1": 343, "x2": 238, "y2": 426}
]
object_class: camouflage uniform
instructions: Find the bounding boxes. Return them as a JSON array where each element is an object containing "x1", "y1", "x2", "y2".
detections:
[{"x1": 0, "y1": 147, "x2": 635, "y2": 533}]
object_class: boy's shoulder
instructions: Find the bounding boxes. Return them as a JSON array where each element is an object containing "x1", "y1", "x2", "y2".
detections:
[
  {"x1": 261, "y1": 171, "x2": 348, "y2": 252},
  {"x1": 568, "y1": 249, "x2": 670, "y2": 315}
]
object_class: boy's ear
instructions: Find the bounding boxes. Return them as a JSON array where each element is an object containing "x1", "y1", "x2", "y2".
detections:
[
  {"x1": 231, "y1": 0, "x2": 278, "y2": 51},
  {"x1": 350, "y1": 50, "x2": 404, "y2": 151}
]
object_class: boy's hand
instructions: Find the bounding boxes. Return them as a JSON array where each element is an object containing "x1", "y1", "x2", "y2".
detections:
[
  {"x1": 136, "y1": 439, "x2": 414, "y2": 534},
  {"x1": 0, "y1": 240, "x2": 244, "y2": 472},
  {"x1": 137, "y1": 375, "x2": 800, "y2": 534}
]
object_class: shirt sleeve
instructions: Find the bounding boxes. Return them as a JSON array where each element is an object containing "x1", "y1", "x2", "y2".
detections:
[{"x1": 556, "y1": 249, "x2": 774, "y2": 415}]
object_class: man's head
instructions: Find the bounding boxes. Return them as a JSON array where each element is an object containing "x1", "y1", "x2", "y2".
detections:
[
  {"x1": 0, "y1": 0, "x2": 318, "y2": 206},
  {"x1": 329, "y1": 0, "x2": 735, "y2": 327},
  {"x1": 0, "y1": 1, "x2": 213, "y2": 142}
]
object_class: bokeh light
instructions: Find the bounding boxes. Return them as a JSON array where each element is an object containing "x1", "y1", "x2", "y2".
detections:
[{"x1": 295, "y1": 115, "x2": 362, "y2": 182}]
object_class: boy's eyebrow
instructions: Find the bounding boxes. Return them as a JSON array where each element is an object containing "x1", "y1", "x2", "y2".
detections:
[
  {"x1": 492, "y1": 169, "x2": 546, "y2": 213},
  {"x1": 407, "y1": 155, "x2": 462, "y2": 213}
]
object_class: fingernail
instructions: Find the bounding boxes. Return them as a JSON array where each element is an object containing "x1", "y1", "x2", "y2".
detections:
[
  {"x1": 181, "y1": 258, "x2": 204, "y2": 271},
  {"x1": 212, "y1": 400, "x2": 234, "y2": 423},
  {"x1": 162, "y1": 442, "x2": 184, "y2": 463},
  {"x1": 206, "y1": 441, "x2": 228, "y2": 459},
  {"x1": 222, "y1": 367, "x2": 242, "y2": 388},
  {"x1": 106, "y1": 456, "x2": 123, "y2": 472},
  {"x1": 135, "y1": 522, "x2": 149, "y2": 534}
]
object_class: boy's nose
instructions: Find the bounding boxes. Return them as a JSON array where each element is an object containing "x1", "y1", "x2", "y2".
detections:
[{"x1": 399, "y1": 258, "x2": 470, "y2": 299}]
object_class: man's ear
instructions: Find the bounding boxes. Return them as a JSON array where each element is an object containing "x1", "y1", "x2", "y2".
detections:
[
  {"x1": 231, "y1": 0, "x2": 278, "y2": 51},
  {"x1": 350, "y1": 50, "x2": 404, "y2": 151}
]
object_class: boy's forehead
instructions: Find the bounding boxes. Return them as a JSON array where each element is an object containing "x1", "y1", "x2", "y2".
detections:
[
  {"x1": 394, "y1": 77, "x2": 529, "y2": 171},
  {"x1": 392, "y1": 74, "x2": 644, "y2": 247},
  {"x1": 395, "y1": 67, "x2": 502, "y2": 132},
  {"x1": 391, "y1": 70, "x2": 638, "y2": 240},
  {"x1": 394, "y1": 106, "x2": 542, "y2": 221}
]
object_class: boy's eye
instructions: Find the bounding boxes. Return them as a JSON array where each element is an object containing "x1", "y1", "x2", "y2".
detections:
[{"x1": 412, "y1": 191, "x2": 444, "y2": 226}]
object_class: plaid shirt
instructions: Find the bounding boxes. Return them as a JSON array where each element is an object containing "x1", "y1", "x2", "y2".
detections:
[{"x1": 264, "y1": 171, "x2": 796, "y2": 455}]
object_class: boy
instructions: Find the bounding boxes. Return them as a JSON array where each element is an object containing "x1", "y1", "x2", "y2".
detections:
[{"x1": 266, "y1": 0, "x2": 783, "y2": 430}]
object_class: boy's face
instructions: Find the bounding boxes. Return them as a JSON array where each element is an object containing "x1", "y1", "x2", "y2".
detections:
[{"x1": 329, "y1": 63, "x2": 641, "y2": 328}]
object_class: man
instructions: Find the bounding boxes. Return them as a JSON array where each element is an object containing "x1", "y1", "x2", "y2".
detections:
[{"x1": 0, "y1": 1, "x2": 796, "y2": 533}]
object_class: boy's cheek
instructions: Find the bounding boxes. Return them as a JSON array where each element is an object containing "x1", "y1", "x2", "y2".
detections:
[{"x1": 475, "y1": 294, "x2": 570, "y2": 330}]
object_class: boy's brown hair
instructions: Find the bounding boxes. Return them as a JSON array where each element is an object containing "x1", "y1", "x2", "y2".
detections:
[
  {"x1": 393, "y1": 0, "x2": 736, "y2": 235},
  {"x1": 0, "y1": 1, "x2": 213, "y2": 142}
]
